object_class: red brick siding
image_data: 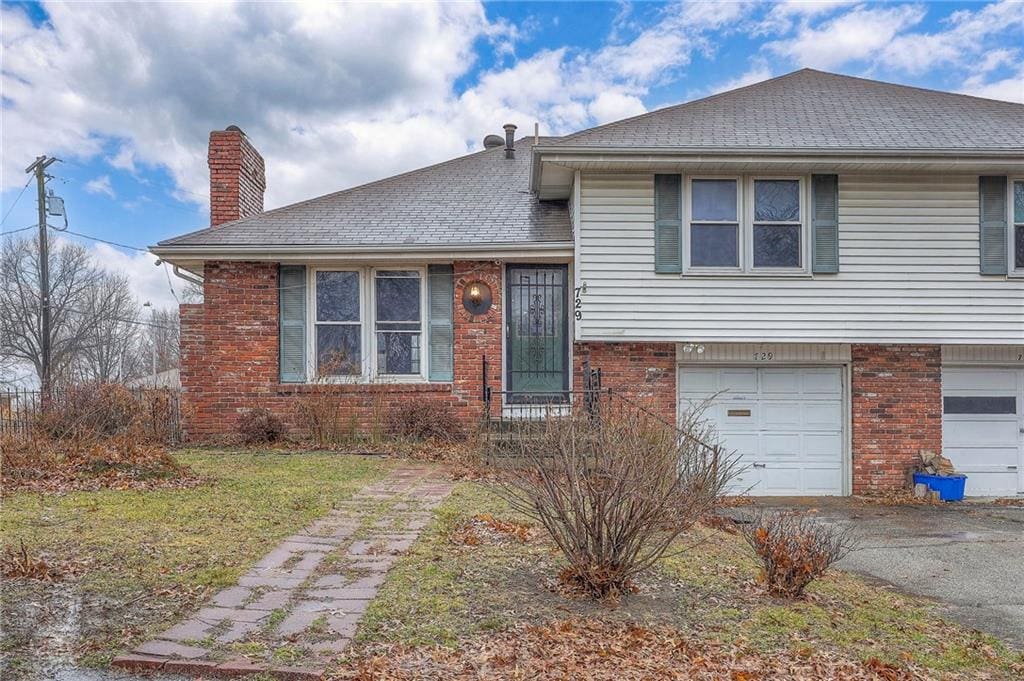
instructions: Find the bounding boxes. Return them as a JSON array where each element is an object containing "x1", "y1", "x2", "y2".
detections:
[
  {"x1": 208, "y1": 130, "x2": 266, "y2": 227},
  {"x1": 573, "y1": 342, "x2": 677, "y2": 425},
  {"x1": 179, "y1": 260, "x2": 502, "y2": 440},
  {"x1": 851, "y1": 344, "x2": 942, "y2": 494},
  {"x1": 453, "y1": 261, "x2": 502, "y2": 419}
]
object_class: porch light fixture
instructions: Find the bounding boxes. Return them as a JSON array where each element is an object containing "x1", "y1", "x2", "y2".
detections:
[
  {"x1": 462, "y1": 280, "x2": 492, "y2": 315},
  {"x1": 682, "y1": 343, "x2": 705, "y2": 354}
]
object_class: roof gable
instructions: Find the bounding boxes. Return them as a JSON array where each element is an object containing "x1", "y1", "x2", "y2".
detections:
[{"x1": 548, "y1": 69, "x2": 1024, "y2": 151}]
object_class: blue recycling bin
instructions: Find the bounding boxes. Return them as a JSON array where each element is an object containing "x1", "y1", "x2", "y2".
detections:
[{"x1": 913, "y1": 473, "x2": 966, "y2": 501}]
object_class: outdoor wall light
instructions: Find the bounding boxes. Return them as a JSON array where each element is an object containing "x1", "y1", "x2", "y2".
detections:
[{"x1": 462, "y1": 281, "x2": 492, "y2": 315}]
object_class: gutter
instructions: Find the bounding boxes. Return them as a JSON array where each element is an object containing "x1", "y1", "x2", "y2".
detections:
[
  {"x1": 529, "y1": 145, "x2": 1024, "y2": 191},
  {"x1": 150, "y1": 240, "x2": 575, "y2": 263}
]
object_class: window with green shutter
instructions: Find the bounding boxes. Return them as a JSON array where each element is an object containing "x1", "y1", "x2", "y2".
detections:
[
  {"x1": 279, "y1": 265, "x2": 307, "y2": 383},
  {"x1": 427, "y1": 265, "x2": 454, "y2": 381},
  {"x1": 654, "y1": 174, "x2": 683, "y2": 273}
]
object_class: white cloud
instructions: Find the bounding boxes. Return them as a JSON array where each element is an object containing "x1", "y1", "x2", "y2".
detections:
[
  {"x1": 1, "y1": 0, "x2": 739, "y2": 212},
  {"x1": 960, "y1": 64, "x2": 1024, "y2": 104},
  {"x1": 767, "y1": 4, "x2": 926, "y2": 69},
  {"x1": 84, "y1": 175, "x2": 115, "y2": 198},
  {"x1": 88, "y1": 242, "x2": 183, "y2": 312},
  {"x1": 707, "y1": 62, "x2": 774, "y2": 95},
  {"x1": 588, "y1": 91, "x2": 647, "y2": 125}
]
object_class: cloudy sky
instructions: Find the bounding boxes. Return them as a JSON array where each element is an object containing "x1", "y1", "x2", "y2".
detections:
[{"x1": 2, "y1": 0, "x2": 1022, "y2": 310}]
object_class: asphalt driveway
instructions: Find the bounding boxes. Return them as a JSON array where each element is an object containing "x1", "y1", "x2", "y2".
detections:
[{"x1": 747, "y1": 498, "x2": 1024, "y2": 648}]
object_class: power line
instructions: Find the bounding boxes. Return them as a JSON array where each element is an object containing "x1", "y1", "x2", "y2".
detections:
[
  {"x1": 56, "y1": 227, "x2": 150, "y2": 252},
  {"x1": 1, "y1": 177, "x2": 33, "y2": 226}
]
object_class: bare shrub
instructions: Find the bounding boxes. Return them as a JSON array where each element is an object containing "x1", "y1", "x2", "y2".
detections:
[
  {"x1": 236, "y1": 407, "x2": 285, "y2": 444},
  {"x1": 489, "y1": 398, "x2": 737, "y2": 598},
  {"x1": 386, "y1": 401, "x2": 464, "y2": 442},
  {"x1": 135, "y1": 388, "x2": 180, "y2": 444},
  {"x1": 739, "y1": 510, "x2": 857, "y2": 598},
  {"x1": 34, "y1": 383, "x2": 138, "y2": 440},
  {"x1": 294, "y1": 390, "x2": 355, "y2": 448}
]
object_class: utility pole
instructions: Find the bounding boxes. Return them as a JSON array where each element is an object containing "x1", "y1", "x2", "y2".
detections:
[{"x1": 25, "y1": 155, "x2": 59, "y2": 396}]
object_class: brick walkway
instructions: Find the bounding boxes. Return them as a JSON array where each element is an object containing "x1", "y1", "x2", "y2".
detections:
[{"x1": 112, "y1": 464, "x2": 453, "y2": 680}]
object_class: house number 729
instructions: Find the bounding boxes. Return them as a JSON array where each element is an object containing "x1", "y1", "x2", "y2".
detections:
[
  {"x1": 753, "y1": 352, "x2": 775, "y2": 361},
  {"x1": 574, "y1": 287, "x2": 583, "y2": 320}
]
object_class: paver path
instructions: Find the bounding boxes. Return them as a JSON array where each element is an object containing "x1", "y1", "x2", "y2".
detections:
[{"x1": 113, "y1": 464, "x2": 453, "y2": 679}]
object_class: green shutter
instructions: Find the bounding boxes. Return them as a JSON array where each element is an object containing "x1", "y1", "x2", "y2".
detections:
[
  {"x1": 427, "y1": 264, "x2": 454, "y2": 382},
  {"x1": 279, "y1": 265, "x2": 306, "y2": 383},
  {"x1": 654, "y1": 174, "x2": 682, "y2": 273},
  {"x1": 979, "y1": 176, "x2": 1008, "y2": 275},
  {"x1": 811, "y1": 174, "x2": 839, "y2": 274}
]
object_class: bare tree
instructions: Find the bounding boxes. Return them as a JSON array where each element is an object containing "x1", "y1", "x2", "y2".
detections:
[
  {"x1": 137, "y1": 307, "x2": 180, "y2": 375},
  {"x1": 74, "y1": 274, "x2": 146, "y2": 383},
  {"x1": 0, "y1": 236, "x2": 144, "y2": 387}
]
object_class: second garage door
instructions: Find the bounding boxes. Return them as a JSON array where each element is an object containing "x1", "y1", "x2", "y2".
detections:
[{"x1": 679, "y1": 366, "x2": 845, "y2": 496}]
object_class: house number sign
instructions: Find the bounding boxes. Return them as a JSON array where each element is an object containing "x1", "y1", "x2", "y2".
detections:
[{"x1": 574, "y1": 287, "x2": 584, "y2": 320}]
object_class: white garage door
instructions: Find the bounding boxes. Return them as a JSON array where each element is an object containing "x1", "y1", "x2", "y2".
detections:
[
  {"x1": 679, "y1": 366, "x2": 845, "y2": 496},
  {"x1": 942, "y1": 367, "x2": 1023, "y2": 497}
]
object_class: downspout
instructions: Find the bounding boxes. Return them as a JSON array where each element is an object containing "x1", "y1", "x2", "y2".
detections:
[{"x1": 171, "y1": 264, "x2": 204, "y2": 287}]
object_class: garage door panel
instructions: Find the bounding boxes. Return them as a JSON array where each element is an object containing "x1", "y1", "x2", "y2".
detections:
[
  {"x1": 679, "y1": 365, "x2": 845, "y2": 496},
  {"x1": 802, "y1": 370, "x2": 843, "y2": 394},
  {"x1": 803, "y1": 403, "x2": 843, "y2": 429},
  {"x1": 719, "y1": 369, "x2": 758, "y2": 394},
  {"x1": 761, "y1": 369, "x2": 801, "y2": 394},
  {"x1": 761, "y1": 402, "x2": 801, "y2": 428},
  {"x1": 943, "y1": 368, "x2": 1017, "y2": 392},
  {"x1": 944, "y1": 418, "x2": 1017, "y2": 446},
  {"x1": 681, "y1": 369, "x2": 719, "y2": 393},
  {"x1": 761, "y1": 434, "x2": 802, "y2": 458}
]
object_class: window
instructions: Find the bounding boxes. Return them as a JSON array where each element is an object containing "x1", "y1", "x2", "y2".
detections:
[
  {"x1": 943, "y1": 396, "x2": 1016, "y2": 415},
  {"x1": 1014, "y1": 180, "x2": 1024, "y2": 271},
  {"x1": 685, "y1": 175, "x2": 806, "y2": 273},
  {"x1": 315, "y1": 271, "x2": 361, "y2": 376},
  {"x1": 374, "y1": 270, "x2": 423, "y2": 376},
  {"x1": 689, "y1": 179, "x2": 739, "y2": 268},
  {"x1": 752, "y1": 179, "x2": 801, "y2": 268}
]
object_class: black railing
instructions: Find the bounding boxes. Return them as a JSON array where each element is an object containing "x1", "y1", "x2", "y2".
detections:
[
  {"x1": 0, "y1": 386, "x2": 182, "y2": 444},
  {"x1": 479, "y1": 354, "x2": 720, "y2": 457}
]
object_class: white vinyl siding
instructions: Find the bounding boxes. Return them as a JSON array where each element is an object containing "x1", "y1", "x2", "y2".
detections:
[{"x1": 576, "y1": 173, "x2": 1024, "y2": 344}]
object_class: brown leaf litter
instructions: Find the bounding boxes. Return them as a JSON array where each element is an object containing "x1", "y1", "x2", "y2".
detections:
[{"x1": 333, "y1": 618, "x2": 944, "y2": 680}]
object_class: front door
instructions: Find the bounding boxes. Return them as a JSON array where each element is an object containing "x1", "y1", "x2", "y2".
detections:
[{"x1": 506, "y1": 265, "x2": 569, "y2": 403}]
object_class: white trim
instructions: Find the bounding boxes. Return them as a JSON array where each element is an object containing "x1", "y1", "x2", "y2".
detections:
[{"x1": 151, "y1": 242, "x2": 574, "y2": 263}]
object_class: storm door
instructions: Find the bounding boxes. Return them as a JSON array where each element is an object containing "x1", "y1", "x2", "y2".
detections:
[{"x1": 505, "y1": 265, "x2": 569, "y2": 403}]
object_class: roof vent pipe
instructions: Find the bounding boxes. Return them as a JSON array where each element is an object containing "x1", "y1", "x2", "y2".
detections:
[{"x1": 503, "y1": 123, "x2": 516, "y2": 159}]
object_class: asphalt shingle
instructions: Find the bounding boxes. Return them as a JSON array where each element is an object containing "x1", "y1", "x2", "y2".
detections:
[
  {"x1": 549, "y1": 69, "x2": 1024, "y2": 151},
  {"x1": 160, "y1": 137, "x2": 570, "y2": 248}
]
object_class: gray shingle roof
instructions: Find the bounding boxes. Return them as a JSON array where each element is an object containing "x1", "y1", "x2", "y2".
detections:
[
  {"x1": 549, "y1": 69, "x2": 1024, "y2": 151},
  {"x1": 159, "y1": 136, "x2": 570, "y2": 248}
]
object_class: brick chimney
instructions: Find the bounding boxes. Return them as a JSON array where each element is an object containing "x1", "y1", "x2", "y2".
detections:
[{"x1": 208, "y1": 125, "x2": 266, "y2": 227}]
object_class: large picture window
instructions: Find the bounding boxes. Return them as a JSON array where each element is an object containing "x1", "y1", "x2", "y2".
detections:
[
  {"x1": 685, "y1": 175, "x2": 807, "y2": 273},
  {"x1": 374, "y1": 270, "x2": 422, "y2": 376},
  {"x1": 315, "y1": 271, "x2": 361, "y2": 376}
]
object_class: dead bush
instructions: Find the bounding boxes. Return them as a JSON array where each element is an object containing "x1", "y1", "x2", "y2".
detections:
[
  {"x1": 739, "y1": 510, "x2": 857, "y2": 598},
  {"x1": 294, "y1": 390, "x2": 356, "y2": 448},
  {"x1": 386, "y1": 401, "x2": 464, "y2": 442},
  {"x1": 33, "y1": 383, "x2": 138, "y2": 441},
  {"x1": 236, "y1": 407, "x2": 285, "y2": 444},
  {"x1": 489, "y1": 399, "x2": 738, "y2": 598}
]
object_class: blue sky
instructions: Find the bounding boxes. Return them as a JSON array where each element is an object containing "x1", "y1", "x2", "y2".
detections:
[{"x1": 2, "y1": 0, "x2": 1022, "y2": 309}]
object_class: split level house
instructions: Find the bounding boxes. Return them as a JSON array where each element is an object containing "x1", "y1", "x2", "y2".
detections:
[{"x1": 151, "y1": 69, "x2": 1024, "y2": 497}]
